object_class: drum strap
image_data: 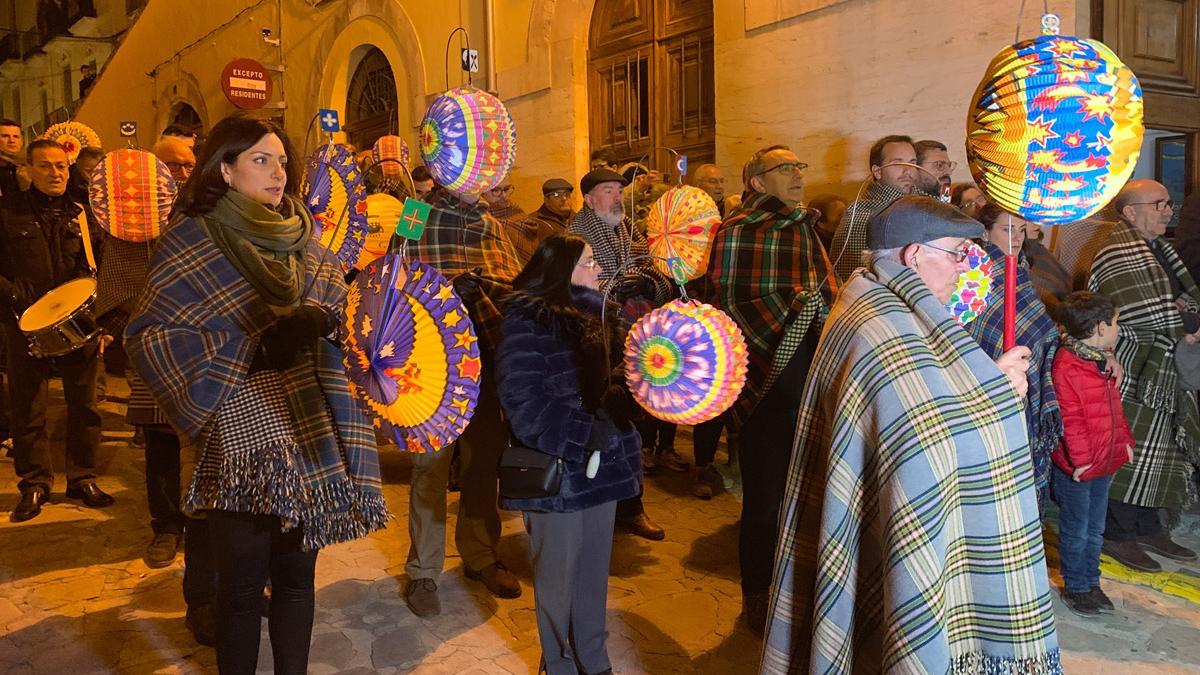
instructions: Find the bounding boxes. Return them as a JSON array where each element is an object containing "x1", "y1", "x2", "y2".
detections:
[{"x1": 73, "y1": 208, "x2": 96, "y2": 273}]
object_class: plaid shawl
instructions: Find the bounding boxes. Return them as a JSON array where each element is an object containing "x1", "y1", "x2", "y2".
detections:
[
  {"x1": 762, "y1": 259, "x2": 1060, "y2": 675},
  {"x1": 125, "y1": 214, "x2": 390, "y2": 550},
  {"x1": 963, "y1": 241, "x2": 1061, "y2": 503},
  {"x1": 1088, "y1": 222, "x2": 1200, "y2": 510},
  {"x1": 828, "y1": 180, "x2": 907, "y2": 283},
  {"x1": 706, "y1": 192, "x2": 829, "y2": 427},
  {"x1": 569, "y1": 206, "x2": 673, "y2": 303}
]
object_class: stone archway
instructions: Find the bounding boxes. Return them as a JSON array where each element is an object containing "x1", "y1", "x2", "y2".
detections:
[{"x1": 153, "y1": 70, "x2": 208, "y2": 143}]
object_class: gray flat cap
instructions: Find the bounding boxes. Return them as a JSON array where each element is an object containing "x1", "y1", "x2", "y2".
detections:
[{"x1": 867, "y1": 195, "x2": 984, "y2": 249}]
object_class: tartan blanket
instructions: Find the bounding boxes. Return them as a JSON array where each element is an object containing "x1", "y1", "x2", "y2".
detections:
[
  {"x1": 125, "y1": 214, "x2": 390, "y2": 550},
  {"x1": 963, "y1": 241, "x2": 1061, "y2": 503},
  {"x1": 828, "y1": 180, "x2": 907, "y2": 283},
  {"x1": 762, "y1": 258, "x2": 1060, "y2": 675},
  {"x1": 1088, "y1": 222, "x2": 1200, "y2": 510},
  {"x1": 706, "y1": 192, "x2": 829, "y2": 427},
  {"x1": 388, "y1": 187, "x2": 523, "y2": 284},
  {"x1": 569, "y1": 206, "x2": 673, "y2": 303}
]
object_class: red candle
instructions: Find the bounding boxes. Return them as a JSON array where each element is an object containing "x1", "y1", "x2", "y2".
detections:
[{"x1": 1003, "y1": 253, "x2": 1017, "y2": 351}]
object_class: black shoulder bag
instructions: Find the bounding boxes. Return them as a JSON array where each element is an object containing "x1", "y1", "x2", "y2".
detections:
[{"x1": 497, "y1": 434, "x2": 564, "y2": 500}]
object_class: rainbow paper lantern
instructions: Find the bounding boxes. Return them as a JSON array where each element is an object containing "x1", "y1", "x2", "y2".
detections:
[
  {"x1": 624, "y1": 299, "x2": 748, "y2": 425},
  {"x1": 40, "y1": 121, "x2": 102, "y2": 164},
  {"x1": 966, "y1": 35, "x2": 1143, "y2": 225},
  {"x1": 343, "y1": 255, "x2": 481, "y2": 453},
  {"x1": 88, "y1": 149, "x2": 177, "y2": 242},
  {"x1": 645, "y1": 186, "x2": 722, "y2": 282},
  {"x1": 301, "y1": 143, "x2": 369, "y2": 270},
  {"x1": 372, "y1": 135, "x2": 411, "y2": 181},
  {"x1": 419, "y1": 86, "x2": 516, "y2": 194},
  {"x1": 947, "y1": 241, "x2": 994, "y2": 326}
]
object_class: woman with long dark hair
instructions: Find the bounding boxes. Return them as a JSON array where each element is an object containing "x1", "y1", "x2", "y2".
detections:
[
  {"x1": 125, "y1": 115, "x2": 389, "y2": 674},
  {"x1": 496, "y1": 233, "x2": 641, "y2": 675}
]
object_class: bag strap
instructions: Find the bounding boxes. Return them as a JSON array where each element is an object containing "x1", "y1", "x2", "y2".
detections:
[{"x1": 73, "y1": 207, "x2": 96, "y2": 273}]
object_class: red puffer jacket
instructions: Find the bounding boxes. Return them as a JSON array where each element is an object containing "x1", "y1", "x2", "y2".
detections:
[{"x1": 1050, "y1": 348, "x2": 1134, "y2": 482}]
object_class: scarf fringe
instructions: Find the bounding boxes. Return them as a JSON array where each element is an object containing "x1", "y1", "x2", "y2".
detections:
[
  {"x1": 186, "y1": 439, "x2": 392, "y2": 551},
  {"x1": 949, "y1": 649, "x2": 1063, "y2": 675}
]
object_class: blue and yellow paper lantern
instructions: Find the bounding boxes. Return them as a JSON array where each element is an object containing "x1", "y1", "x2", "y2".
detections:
[
  {"x1": 301, "y1": 143, "x2": 369, "y2": 270},
  {"x1": 966, "y1": 35, "x2": 1144, "y2": 225},
  {"x1": 419, "y1": 86, "x2": 517, "y2": 195}
]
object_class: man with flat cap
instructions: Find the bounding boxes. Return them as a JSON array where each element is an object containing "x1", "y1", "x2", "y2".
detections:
[
  {"x1": 762, "y1": 196, "x2": 1061, "y2": 674},
  {"x1": 508, "y1": 177, "x2": 574, "y2": 264},
  {"x1": 569, "y1": 167, "x2": 672, "y2": 541}
]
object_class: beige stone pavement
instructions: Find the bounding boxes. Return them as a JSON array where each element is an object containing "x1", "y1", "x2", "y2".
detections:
[{"x1": 0, "y1": 376, "x2": 1197, "y2": 674}]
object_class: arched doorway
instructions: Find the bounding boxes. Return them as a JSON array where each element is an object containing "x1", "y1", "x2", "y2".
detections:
[
  {"x1": 344, "y1": 46, "x2": 398, "y2": 152},
  {"x1": 167, "y1": 102, "x2": 203, "y2": 136},
  {"x1": 587, "y1": 0, "x2": 715, "y2": 173}
]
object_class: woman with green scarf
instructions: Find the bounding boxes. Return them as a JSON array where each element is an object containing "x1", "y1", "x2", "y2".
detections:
[{"x1": 126, "y1": 116, "x2": 389, "y2": 674}]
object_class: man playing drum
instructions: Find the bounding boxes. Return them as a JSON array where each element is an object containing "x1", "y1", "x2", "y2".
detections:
[{"x1": 0, "y1": 139, "x2": 111, "y2": 522}]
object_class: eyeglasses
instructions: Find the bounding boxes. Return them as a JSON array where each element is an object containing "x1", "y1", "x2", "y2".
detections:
[
  {"x1": 545, "y1": 189, "x2": 572, "y2": 199},
  {"x1": 756, "y1": 161, "x2": 808, "y2": 177},
  {"x1": 165, "y1": 161, "x2": 195, "y2": 173},
  {"x1": 922, "y1": 160, "x2": 958, "y2": 173},
  {"x1": 576, "y1": 258, "x2": 599, "y2": 269},
  {"x1": 921, "y1": 243, "x2": 969, "y2": 263},
  {"x1": 1126, "y1": 198, "x2": 1175, "y2": 211},
  {"x1": 489, "y1": 185, "x2": 514, "y2": 194}
]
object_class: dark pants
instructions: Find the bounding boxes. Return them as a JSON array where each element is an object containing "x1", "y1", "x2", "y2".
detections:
[
  {"x1": 4, "y1": 327, "x2": 101, "y2": 492},
  {"x1": 183, "y1": 515, "x2": 217, "y2": 609},
  {"x1": 209, "y1": 511, "x2": 317, "y2": 675},
  {"x1": 526, "y1": 500, "x2": 618, "y2": 675},
  {"x1": 692, "y1": 416, "x2": 725, "y2": 467},
  {"x1": 736, "y1": 327, "x2": 818, "y2": 597},
  {"x1": 1105, "y1": 498, "x2": 1162, "y2": 541},
  {"x1": 635, "y1": 417, "x2": 676, "y2": 452},
  {"x1": 1051, "y1": 466, "x2": 1112, "y2": 593}
]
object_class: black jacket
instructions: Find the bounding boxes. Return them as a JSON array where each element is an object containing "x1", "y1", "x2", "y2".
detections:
[
  {"x1": 0, "y1": 188, "x2": 97, "y2": 323},
  {"x1": 496, "y1": 288, "x2": 642, "y2": 513}
]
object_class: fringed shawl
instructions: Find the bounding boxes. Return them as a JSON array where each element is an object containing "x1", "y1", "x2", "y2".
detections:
[
  {"x1": 762, "y1": 259, "x2": 1060, "y2": 675},
  {"x1": 125, "y1": 216, "x2": 390, "y2": 550}
]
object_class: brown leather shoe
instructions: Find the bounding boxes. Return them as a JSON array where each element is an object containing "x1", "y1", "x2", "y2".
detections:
[
  {"x1": 404, "y1": 578, "x2": 441, "y2": 617},
  {"x1": 11, "y1": 487, "x2": 48, "y2": 523},
  {"x1": 465, "y1": 561, "x2": 522, "y2": 599},
  {"x1": 143, "y1": 532, "x2": 180, "y2": 569},
  {"x1": 1139, "y1": 533, "x2": 1199, "y2": 561},
  {"x1": 1102, "y1": 539, "x2": 1161, "y2": 572},
  {"x1": 691, "y1": 467, "x2": 713, "y2": 499},
  {"x1": 616, "y1": 512, "x2": 665, "y2": 541}
]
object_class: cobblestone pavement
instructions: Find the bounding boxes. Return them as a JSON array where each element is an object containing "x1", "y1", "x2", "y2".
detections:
[{"x1": 0, "y1": 377, "x2": 1198, "y2": 674}]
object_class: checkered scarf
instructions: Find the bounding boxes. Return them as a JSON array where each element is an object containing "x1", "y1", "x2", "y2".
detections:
[
  {"x1": 962, "y1": 241, "x2": 1061, "y2": 503},
  {"x1": 828, "y1": 180, "x2": 907, "y2": 283},
  {"x1": 1089, "y1": 221, "x2": 1200, "y2": 509},
  {"x1": 763, "y1": 259, "x2": 1060, "y2": 675},
  {"x1": 125, "y1": 216, "x2": 390, "y2": 550},
  {"x1": 706, "y1": 192, "x2": 829, "y2": 426},
  {"x1": 568, "y1": 206, "x2": 673, "y2": 303}
]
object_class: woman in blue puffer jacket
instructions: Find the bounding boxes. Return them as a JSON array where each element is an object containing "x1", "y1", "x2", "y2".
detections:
[{"x1": 495, "y1": 233, "x2": 642, "y2": 675}]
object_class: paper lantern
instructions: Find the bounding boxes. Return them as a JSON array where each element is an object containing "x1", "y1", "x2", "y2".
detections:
[
  {"x1": 343, "y1": 255, "x2": 481, "y2": 453},
  {"x1": 644, "y1": 186, "x2": 722, "y2": 282},
  {"x1": 419, "y1": 86, "x2": 516, "y2": 194},
  {"x1": 301, "y1": 143, "x2": 369, "y2": 270},
  {"x1": 372, "y1": 135, "x2": 411, "y2": 181},
  {"x1": 40, "y1": 121, "x2": 102, "y2": 164},
  {"x1": 88, "y1": 149, "x2": 176, "y2": 242},
  {"x1": 358, "y1": 193, "x2": 403, "y2": 271},
  {"x1": 624, "y1": 299, "x2": 748, "y2": 425},
  {"x1": 966, "y1": 35, "x2": 1143, "y2": 225},
  {"x1": 947, "y1": 241, "x2": 994, "y2": 326}
]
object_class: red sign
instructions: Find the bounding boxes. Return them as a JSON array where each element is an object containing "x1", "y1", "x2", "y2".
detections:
[{"x1": 221, "y1": 58, "x2": 272, "y2": 109}]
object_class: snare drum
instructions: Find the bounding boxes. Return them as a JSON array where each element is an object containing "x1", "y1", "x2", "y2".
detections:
[{"x1": 17, "y1": 277, "x2": 101, "y2": 358}]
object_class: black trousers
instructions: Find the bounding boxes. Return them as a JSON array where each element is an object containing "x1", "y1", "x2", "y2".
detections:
[
  {"x1": 692, "y1": 416, "x2": 726, "y2": 468},
  {"x1": 1104, "y1": 498, "x2": 1162, "y2": 541},
  {"x1": 4, "y1": 327, "x2": 101, "y2": 492},
  {"x1": 209, "y1": 511, "x2": 317, "y2": 675},
  {"x1": 736, "y1": 326, "x2": 818, "y2": 597}
]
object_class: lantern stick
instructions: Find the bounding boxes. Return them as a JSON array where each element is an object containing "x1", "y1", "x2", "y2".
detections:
[{"x1": 1003, "y1": 215, "x2": 1017, "y2": 351}]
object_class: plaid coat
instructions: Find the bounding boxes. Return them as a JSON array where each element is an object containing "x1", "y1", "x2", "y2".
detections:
[
  {"x1": 828, "y1": 180, "x2": 907, "y2": 283},
  {"x1": 706, "y1": 192, "x2": 830, "y2": 427},
  {"x1": 125, "y1": 213, "x2": 390, "y2": 550},
  {"x1": 1089, "y1": 221, "x2": 1200, "y2": 510},
  {"x1": 762, "y1": 259, "x2": 1060, "y2": 675}
]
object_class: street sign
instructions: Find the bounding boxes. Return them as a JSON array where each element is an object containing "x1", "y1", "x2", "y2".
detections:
[
  {"x1": 318, "y1": 109, "x2": 340, "y2": 133},
  {"x1": 119, "y1": 121, "x2": 137, "y2": 138},
  {"x1": 676, "y1": 155, "x2": 688, "y2": 179},
  {"x1": 220, "y1": 58, "x2": 272, "y2": 110},
  {"x1": 461, "y1": 48, "x2": 479, "y2": 73}
]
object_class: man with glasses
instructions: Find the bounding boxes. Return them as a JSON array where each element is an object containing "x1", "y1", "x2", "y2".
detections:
[
  {"x1": 689, "y1": 163, "x2": 727, "y2": 216},
  {"x1": 706, "y1": 144, "x2": 832, "y2": 634},
  {"x1": 510, "y1": 178, "x2": 574, "y2": 264},
  {"x1": 830, "y1": 134, "x2": 923, "y2": 283},
  {"x1": 151, "y1": 136, "x2": 196, "y2": 185},
  {"x1": 484, "y1": 178, "x2": 525, "y2": 224},
  {"x1": 1090, "y1": 179, "x2": 1200, "y2": 572},
  {"x1": 915, "y1": 139, "x2": 956, "y2": 197}
]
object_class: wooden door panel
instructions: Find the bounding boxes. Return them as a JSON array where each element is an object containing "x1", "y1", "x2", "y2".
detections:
[
  {"x1": 1106, "y1": 0, "x2": 1199, "y2": 94},
  {"x1": 659, "y1": 0, "x2": 713, "y2": 40},
  {"x1": 590, "y1": 52, "x2": 654, "y2": 156},
  {"x1": 590, "y1": 0, "x2": 654, "y2": 59},
  {"x1": 657, "y1": 34, "x2": 714, "y2": 151}
]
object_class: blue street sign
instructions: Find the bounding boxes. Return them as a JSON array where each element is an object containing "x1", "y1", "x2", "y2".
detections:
[{"x1": 318, "y1": 109, "x2": 340, "y2": 133}]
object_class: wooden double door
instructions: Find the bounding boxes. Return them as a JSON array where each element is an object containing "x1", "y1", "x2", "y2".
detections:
[{"x1": 588, "y1": 0, "x2": 715, "y2": 177}]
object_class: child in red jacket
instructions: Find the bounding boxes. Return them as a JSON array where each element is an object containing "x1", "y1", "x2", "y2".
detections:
[{"x1": 1051, "y1": 291, "x2": 1134, "y2": 617}]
